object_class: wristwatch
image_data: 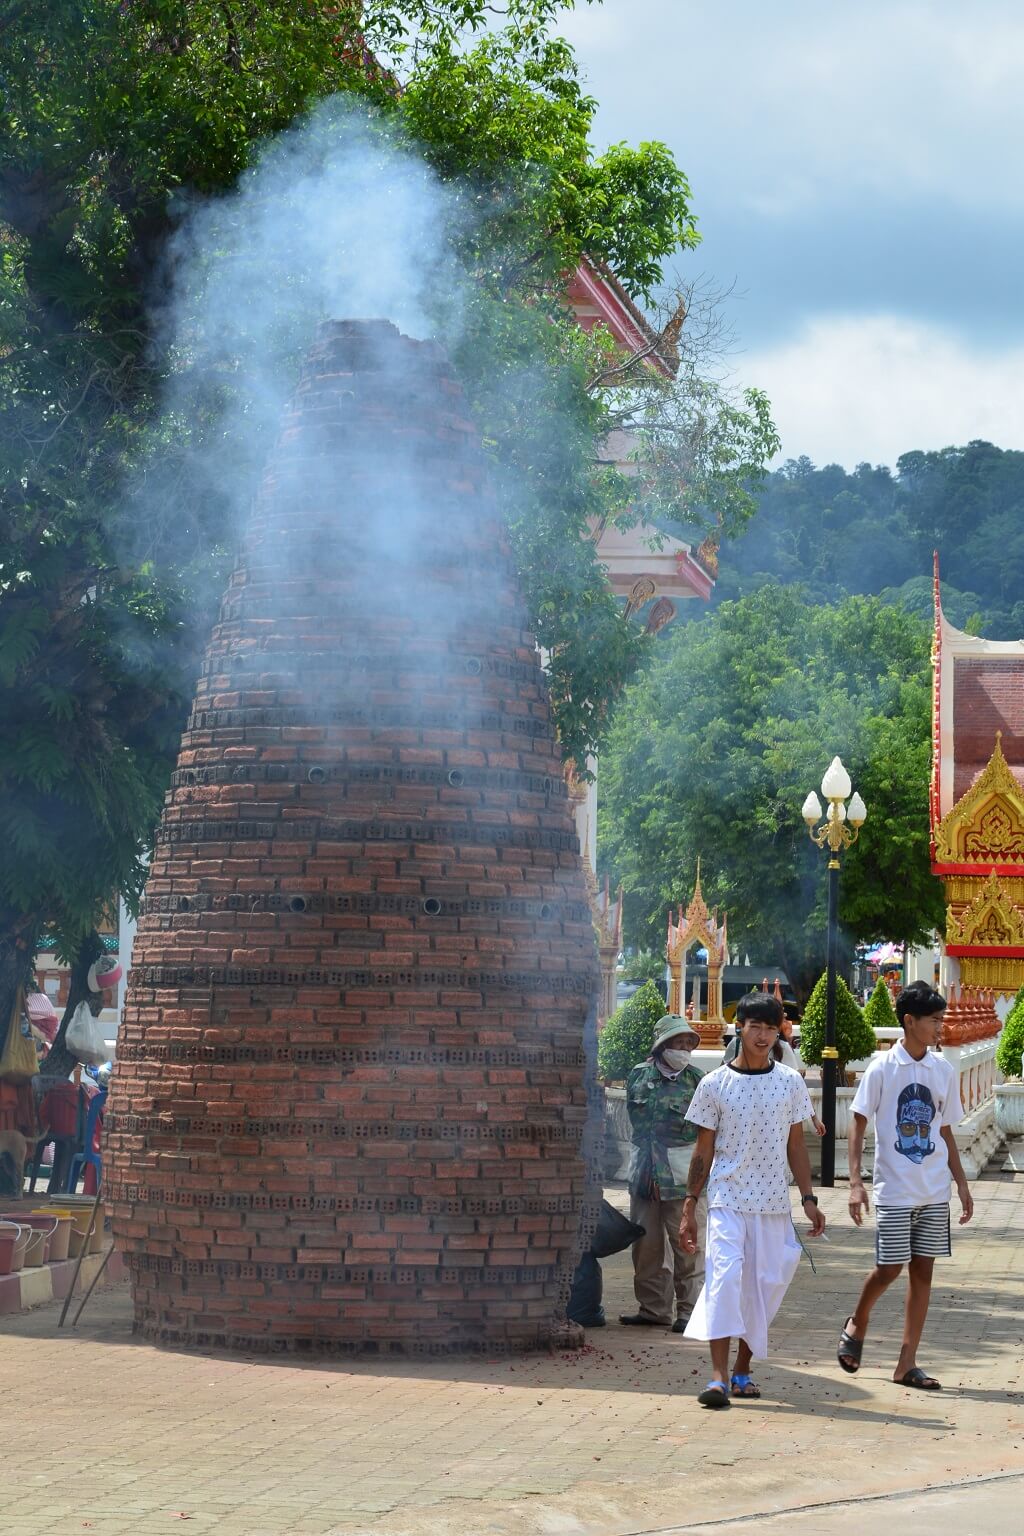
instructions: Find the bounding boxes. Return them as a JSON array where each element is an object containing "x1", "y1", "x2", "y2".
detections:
[{"x1": 801, "y1": 1194, "x2": 818, "y2": 1206}]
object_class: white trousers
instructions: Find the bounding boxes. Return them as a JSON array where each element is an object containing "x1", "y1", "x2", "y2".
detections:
[{"x1": 683, "y1": 1207, "x2": 801, "y2": 1360}]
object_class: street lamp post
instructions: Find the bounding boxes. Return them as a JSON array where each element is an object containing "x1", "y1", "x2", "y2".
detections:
[{"x1": 802, "y1": 758, "x2": 867, "y2": 1188}]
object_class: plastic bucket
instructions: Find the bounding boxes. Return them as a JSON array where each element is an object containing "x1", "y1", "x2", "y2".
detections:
[
  {"x1": 4, "y1": 1223, "x2": 29, "y2": 1273},
  {"x1": 21, "y1": 1225, "x2": 47, "y2": 1267},
  {"x1": 47, "y1": 1193, "x2": 104, "y2": 1254},
  {"x1": 0, "y1": 1221, "x2": 20, "y2": 1276},
  {"x1": 2, "y1": 1212, "x2": 59, "y2": 1264},
  {"x1": 33, "y1": 1209, "x2": 71, "y2": 1261},
  {"x1": 61, "y1": 1205, "x2": 94, "y2": 1257}
]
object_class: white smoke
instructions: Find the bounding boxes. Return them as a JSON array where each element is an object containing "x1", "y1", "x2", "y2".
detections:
[{"x1": 129, "y1": 99, "x2": 472, "y2": 586}]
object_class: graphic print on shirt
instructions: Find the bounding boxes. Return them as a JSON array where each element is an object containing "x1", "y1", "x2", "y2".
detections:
[{"x1": 894, "y1": 1082, "x2": 936, "y2": 1163}]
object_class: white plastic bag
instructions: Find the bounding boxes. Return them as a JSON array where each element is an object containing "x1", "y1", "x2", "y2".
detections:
[{"x1": 66, "y1": 1002, "x2": 109, "y2": 1066}]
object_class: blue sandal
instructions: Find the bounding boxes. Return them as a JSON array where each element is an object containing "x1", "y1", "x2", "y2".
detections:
[
  {"x1": 697, "y1": 1379, "x2": 731, "y2": 1409},
  {"x1": 730, "y1": 1373, "x2": 761, "y2": 1398}
]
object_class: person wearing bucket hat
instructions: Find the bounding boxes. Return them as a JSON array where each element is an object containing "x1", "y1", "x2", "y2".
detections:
[{"x1": 619, "y1": 1015, "x2": 706, "y2": 1332}]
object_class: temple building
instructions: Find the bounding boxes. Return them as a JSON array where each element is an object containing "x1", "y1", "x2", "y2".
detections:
[
  {"x1": 564, "y1": 260, "x2": 716, "y2": 916},
  {"x1": 567, "y1": 258, "x2": 715, "y2": 634},
  {"x1": 931, "y1": 555, "x2": 1024, "y2": 994}
]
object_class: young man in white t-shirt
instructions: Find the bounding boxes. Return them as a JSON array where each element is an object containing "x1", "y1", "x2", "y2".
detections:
[
  {"x1": 837, "y1": 981, "x2": 973, "y2": 1391},
  {"x1": 680, "y1": 992, "x2": 826, "y2": 1409}
]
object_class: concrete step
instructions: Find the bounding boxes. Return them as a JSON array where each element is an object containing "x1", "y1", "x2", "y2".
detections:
[{"x1": 0, "y1": 1247, "x2": 125, "y2": 1315}]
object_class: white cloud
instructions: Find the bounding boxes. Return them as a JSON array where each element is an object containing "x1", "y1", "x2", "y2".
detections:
[
  {"x1": 739, "y1": 314, "x2": 1024, "y2": 468},
  {"x1": 561, "y1": 0, "x2": 1024, "y2": 215}
]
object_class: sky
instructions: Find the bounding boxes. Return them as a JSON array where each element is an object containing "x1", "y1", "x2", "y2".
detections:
[{"x1": 558, "y1": 0, "x2": 1023, "y2": 470}]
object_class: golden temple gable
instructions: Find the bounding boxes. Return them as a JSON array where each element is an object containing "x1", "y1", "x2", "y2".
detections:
[{"x1": 932, "y1": 550, "x2": 1024, "y2": 993}]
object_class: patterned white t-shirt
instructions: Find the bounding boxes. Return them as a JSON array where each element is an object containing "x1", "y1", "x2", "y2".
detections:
[{"x1": 685, "y1": 1062, "x2": 813, "y2": 1214}]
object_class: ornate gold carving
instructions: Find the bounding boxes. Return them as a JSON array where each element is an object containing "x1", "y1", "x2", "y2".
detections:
[
  {"x1": 695, "y1": 536, "x2": 720, "y2": 579},
  {"x1": 563, "y1": 760, "x2": 589, "y2": 805},
  {"x1": 958, "y1": 955, "x2": 1024, "y2": 995},
  {"x1": 645, "y1": 597, "x2": 676, "y2": 635},
  {"x1": 624, "y1": 576, "x2": 656, "y2": 619},
  {"x1": 965, "y1": 802, "x2": 1024, "y2": 859},
  {"x1": 945, "y1": 873, "x2": 1024, "y2": 904},
  {"x1": 948, "y1": 872, "x2": 1024, "y2": 947},
  {"x1": 934, "y1": 733, "x2": 1024, "y2": 865}
]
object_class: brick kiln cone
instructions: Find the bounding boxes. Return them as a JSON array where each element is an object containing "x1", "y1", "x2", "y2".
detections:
[{"x1": 109, "y1": 320, "x2": 602, "y2": 1355}]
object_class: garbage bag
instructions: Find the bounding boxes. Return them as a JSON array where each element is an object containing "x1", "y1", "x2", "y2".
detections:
[
  {"x1": 567, "y1": 1251, "x2": 604, "y2": 1327},
  {"x1": 590, "y1": 1198, "x2": 645, "y2": 1259},
  {"x1": 626, "y1": 1146, "x2": 655, "y2": 1202}
]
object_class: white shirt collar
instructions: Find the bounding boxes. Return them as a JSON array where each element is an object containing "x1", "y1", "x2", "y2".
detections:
[{"x1": 891, "y1": 1039, "x2": 939, "y2": 1068}]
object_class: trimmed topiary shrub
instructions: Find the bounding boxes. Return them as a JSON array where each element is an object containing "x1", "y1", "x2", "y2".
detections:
[
  {"x1": 799, "y1": 972, "x2": 876, "y2": 1073},
  {"x1": 996, "y1": 982, "x2": 1024, "y2": 1080},
  {"x1": 597, "y1": 979, "x2": 665, "y2": 1083},
  {"x1": 862, "y1": 976, "x2": 900, "y2": 1044}
]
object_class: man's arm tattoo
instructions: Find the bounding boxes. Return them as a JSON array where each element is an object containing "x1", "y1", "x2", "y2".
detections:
[{"x1": 686, "y1": 1154, "x2": 707, "y2": 1199}]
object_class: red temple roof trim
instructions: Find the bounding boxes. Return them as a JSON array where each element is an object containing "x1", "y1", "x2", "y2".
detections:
[{"x1": 565, "y1": 260, "x2": 675, "y2": 378}]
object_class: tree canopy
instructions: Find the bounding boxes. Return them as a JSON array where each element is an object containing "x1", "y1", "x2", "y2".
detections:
[
  {"x1": 712, "y1": 443, "x2": 1024, "y2": 637},
  {"x1": 597, "y1": 586, "x2": 946, "y2": 1006},
  {"x1": 0, "y1": 3, "x2": 777, "y2": 1016}
]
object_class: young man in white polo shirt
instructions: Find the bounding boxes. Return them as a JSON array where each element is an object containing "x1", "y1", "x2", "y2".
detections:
[{"x1": 837, "y1": 981, "x2": 973, "y2": 1391}]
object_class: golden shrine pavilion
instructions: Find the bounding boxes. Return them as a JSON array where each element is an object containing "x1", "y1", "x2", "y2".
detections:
[
  {"x1": 931, "y1": 555, "x2": 1024, "y2": 994},
  {"x1": 666, "y1": 862, "x2": 729, "y2": 1047}
]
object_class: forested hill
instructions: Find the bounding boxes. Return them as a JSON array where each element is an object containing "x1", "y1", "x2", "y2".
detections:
[{"x1": 710, "y1": 441, "x2": 1024, "y2": 637}]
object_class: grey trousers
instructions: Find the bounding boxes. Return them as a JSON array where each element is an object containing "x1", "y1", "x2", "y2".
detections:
[{"x1": 628, "y1": 1192, "x2": 705, "y2": 1325}]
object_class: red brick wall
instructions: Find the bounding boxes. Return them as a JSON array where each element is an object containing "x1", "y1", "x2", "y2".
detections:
[{"x1": 108, "y1": 321, "x2": 601, "y2": 1355}]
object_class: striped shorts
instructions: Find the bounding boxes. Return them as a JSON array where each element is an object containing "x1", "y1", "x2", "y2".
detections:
[{"x1": 875, "y1": 1203, "x2": 951, "y2": 1265}]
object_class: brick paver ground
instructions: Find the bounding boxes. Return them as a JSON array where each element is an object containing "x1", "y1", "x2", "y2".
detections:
[{"x1": 4, "y1": 1181, "x2": 1023, "y2": 1536}]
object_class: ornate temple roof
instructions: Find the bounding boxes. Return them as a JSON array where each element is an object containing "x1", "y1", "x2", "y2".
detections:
[
  {"x1": 666, "y1": 859, "x2": 728, "y2": 965},
  {"x1": 565, "y1": 259, "x2": 676, "y2": 377},
  {"x1": 931, "y1": 552, "x2": 1024, "y2": 831},
  {"x1": 567, "y1": 261, "x2": 715, "y2": 619}
]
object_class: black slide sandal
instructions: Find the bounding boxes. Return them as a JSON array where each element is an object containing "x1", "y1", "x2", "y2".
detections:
[{"x1": 838, "y1": 1316, "x2": 863, "y2": 1374}]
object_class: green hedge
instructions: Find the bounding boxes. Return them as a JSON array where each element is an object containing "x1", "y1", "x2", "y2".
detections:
[
  {"x1": 799, "y1": 972, "x2": 876, "y2": 1071},
  {"x1": 862, "y1": 976, "x2": 900, "y2": 1037},
  {"x1": 996, "y1": 982, "x2": 1024, "y2": 1080},
  {"x1": 597, "y1": 980, "x2": 665, "y2": 1083}
]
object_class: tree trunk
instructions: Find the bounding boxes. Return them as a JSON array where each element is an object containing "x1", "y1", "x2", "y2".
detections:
[
  {"x1": 778, "y1": 949, "x2": 825, "y2": 1013},
  {"x1": 38, "y1": 930, "x2": 105, "y2": 1082},
  {"x1": 0, "y1": 920, "x2": 39, "y2": 1061}
]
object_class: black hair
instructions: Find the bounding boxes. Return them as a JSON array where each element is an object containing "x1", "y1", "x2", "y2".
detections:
[
  {"x1": 735, "y1": 991, "x2": 784, "y2": 1028},
  {"x1": 895, "y1": 979, "x2": 945, "y2": 1028}
]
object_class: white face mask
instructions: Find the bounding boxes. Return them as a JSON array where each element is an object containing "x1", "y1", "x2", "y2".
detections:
[{"x1": 660, "y1": 1048, "x2": 693, "y2": 1070}]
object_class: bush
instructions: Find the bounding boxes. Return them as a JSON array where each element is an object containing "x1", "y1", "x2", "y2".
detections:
[
  {"x1": 799, "y1": 973, "x2": 876, "y2": 1071},
  {"x1": 996, "y1": 983, "x2": 1024, "y2": 1080},
  {"x1": 862, "y1": 977, "x2": 899, "y2": 1042},
  {"x1": 597, "y1": 980, "x2": 665, "y2": 1083}
]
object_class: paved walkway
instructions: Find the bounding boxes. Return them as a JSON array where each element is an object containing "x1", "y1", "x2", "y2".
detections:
[{"x1": 3, "y1": 1180, "x2": 1023, "y2": 1536}]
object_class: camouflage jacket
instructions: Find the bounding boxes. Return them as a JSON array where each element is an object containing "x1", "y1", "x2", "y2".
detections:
[{"x1": 625, "y1": 1059, "x2": 704, "y2": 1200}]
